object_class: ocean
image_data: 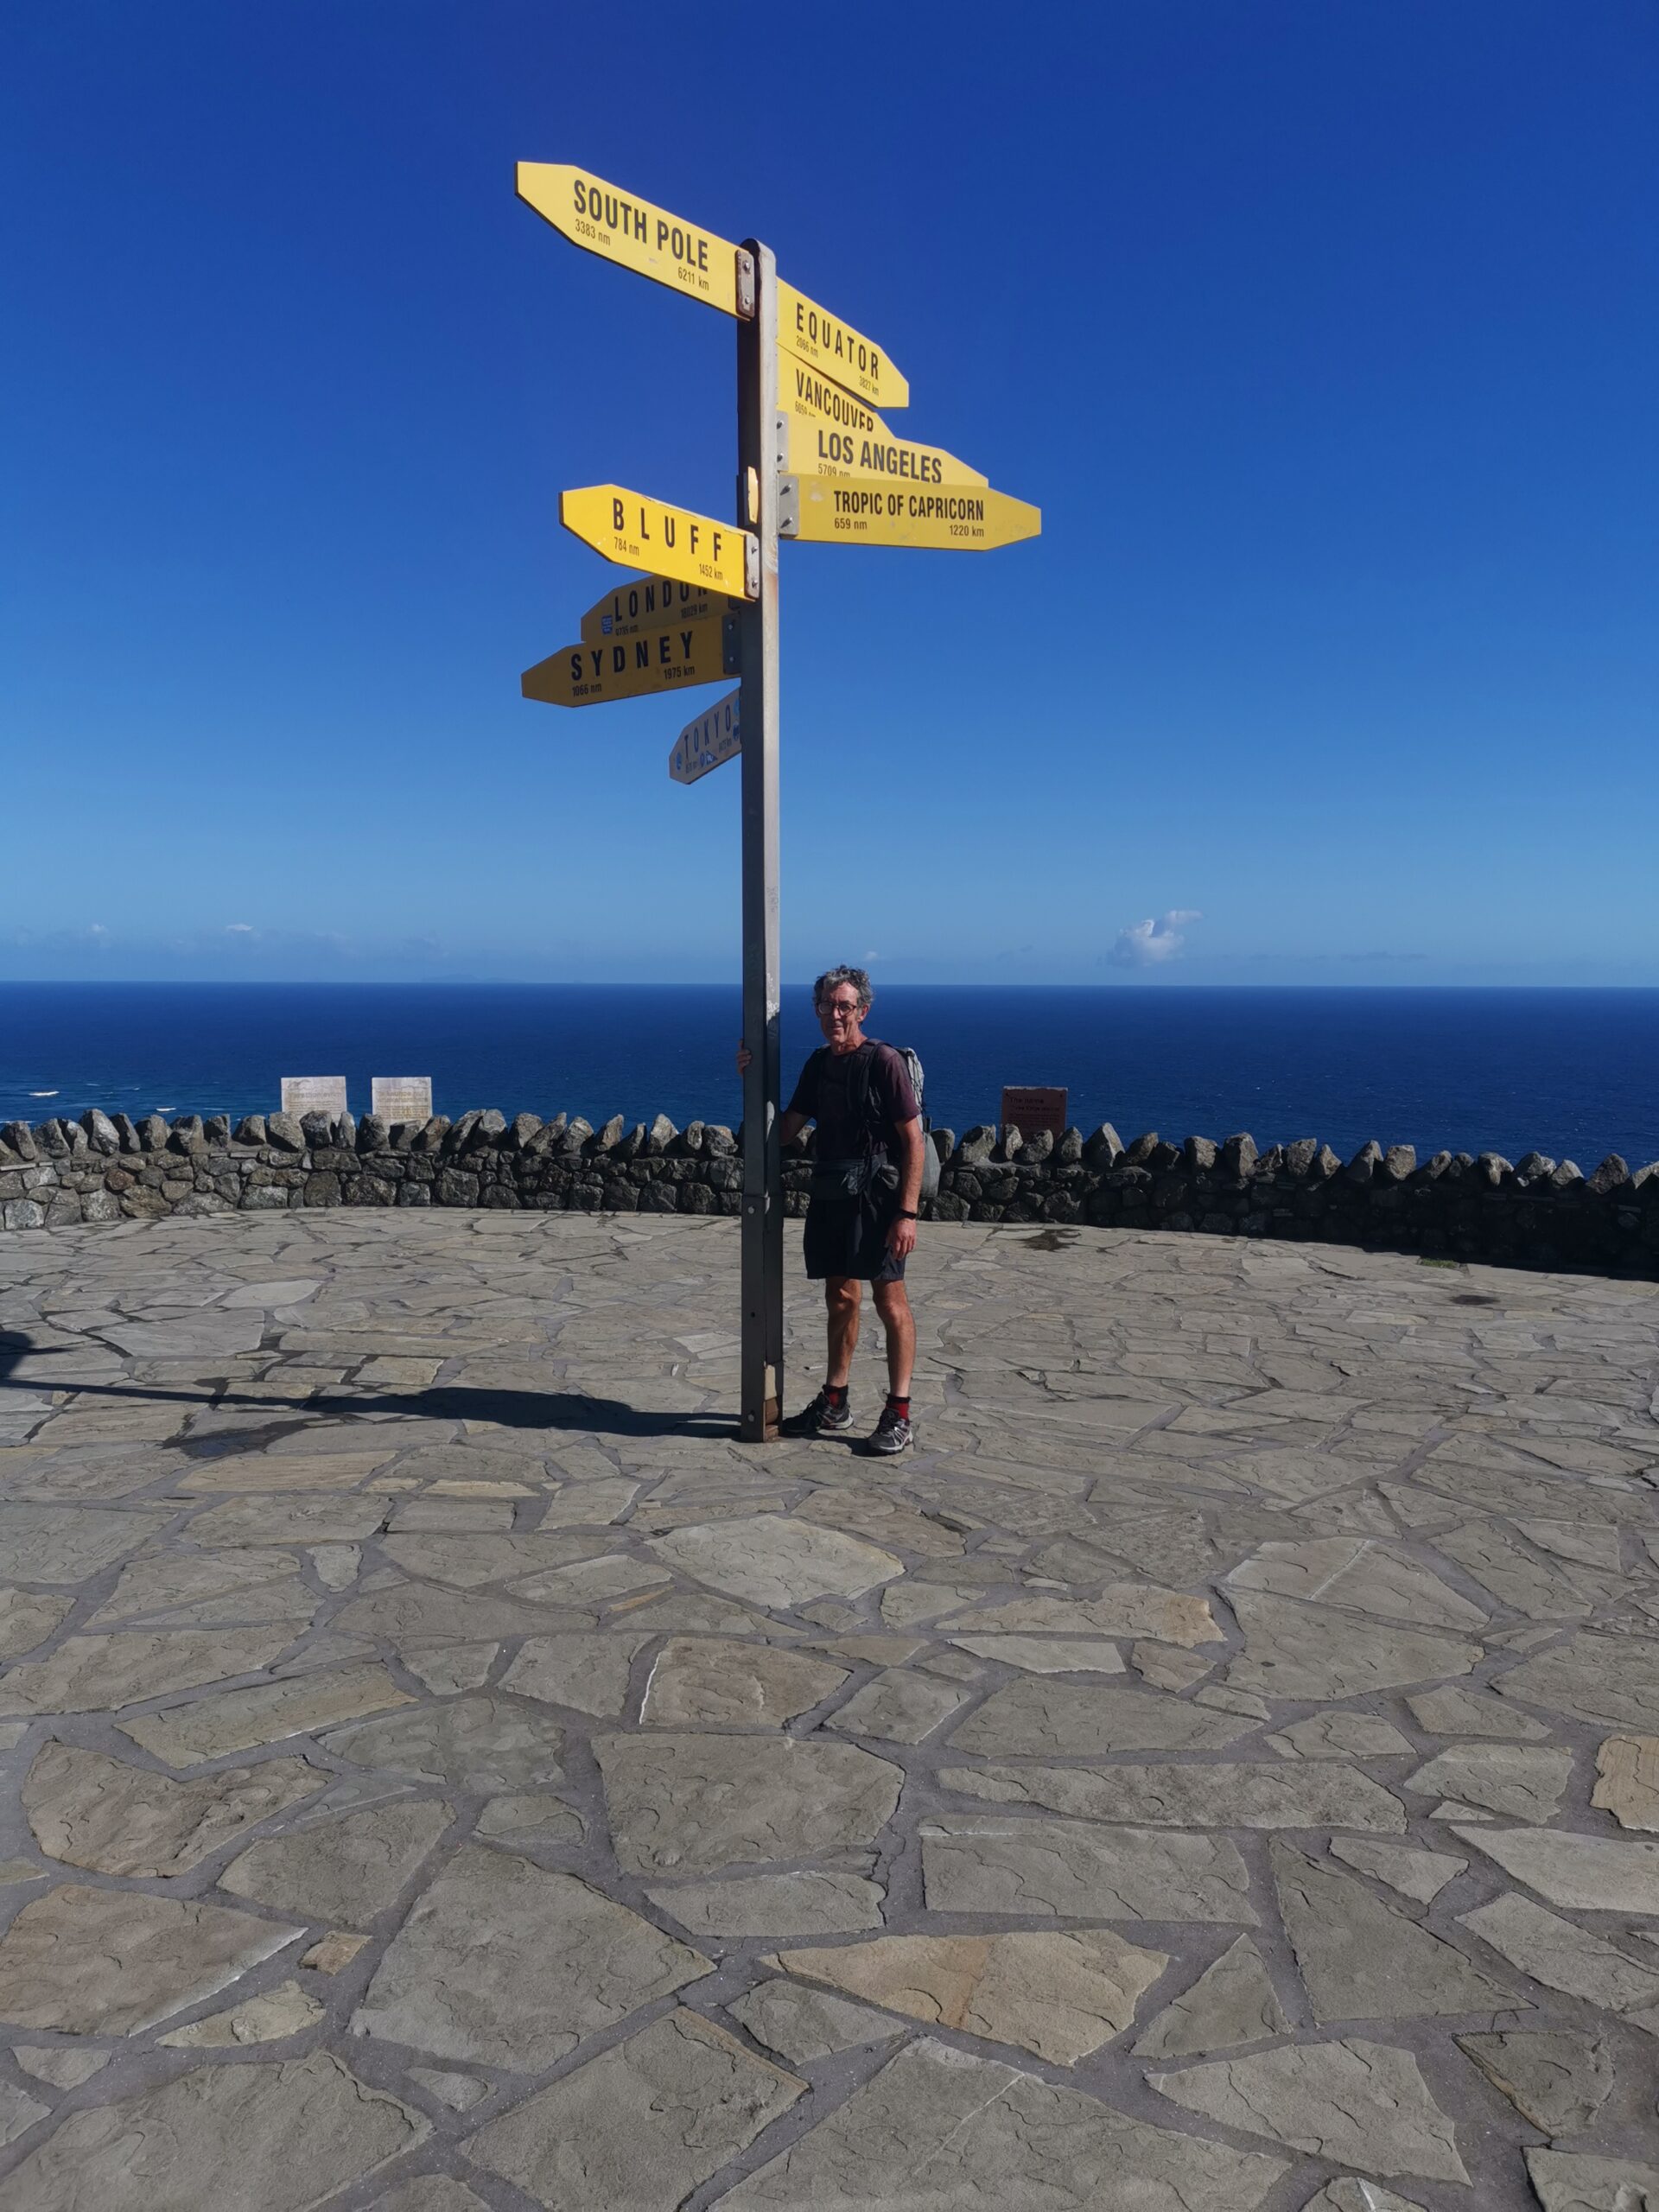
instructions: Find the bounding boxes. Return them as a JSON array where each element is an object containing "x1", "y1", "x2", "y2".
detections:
[{"x1": 3, "y1": 983, "x2": 1657, "y2": 1172}]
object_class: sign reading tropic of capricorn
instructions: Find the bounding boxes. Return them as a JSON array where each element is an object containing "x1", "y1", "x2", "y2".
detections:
[{"x1": 515, "y1": 160, "x2": 1040, "y2": 1441}]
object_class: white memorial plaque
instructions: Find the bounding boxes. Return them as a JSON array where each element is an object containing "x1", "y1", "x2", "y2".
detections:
[
  {"x1": 372, "y1": 1076, "x2": 433, "y2": 1124},
  {"x1": 281, "y1": 1076, "x2": 347, "y2": 1119}
]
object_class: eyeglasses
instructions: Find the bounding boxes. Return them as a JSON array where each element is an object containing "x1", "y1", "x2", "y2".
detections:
[{"x1": 818, "y1": 1001, "x2": 861, "y2": 1019}]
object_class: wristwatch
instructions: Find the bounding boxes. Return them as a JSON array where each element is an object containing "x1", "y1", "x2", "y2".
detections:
[{"x1": 896, "y1": 1210, "x2": 919, "y2": 1220}]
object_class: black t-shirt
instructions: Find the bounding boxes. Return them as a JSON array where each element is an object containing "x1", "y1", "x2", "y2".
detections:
[{"x1": 787, "y1": 1041, "x2": 918, "y2": 1160}]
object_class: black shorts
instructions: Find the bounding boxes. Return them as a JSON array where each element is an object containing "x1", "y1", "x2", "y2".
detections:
[{"x1": 804, "y1": 1194, "x2": 906, "y2": 1283}]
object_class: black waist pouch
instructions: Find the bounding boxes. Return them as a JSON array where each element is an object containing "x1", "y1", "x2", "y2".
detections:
[{"x1": 810, "y1": 1154, "x2": 900, "y2": 1204}]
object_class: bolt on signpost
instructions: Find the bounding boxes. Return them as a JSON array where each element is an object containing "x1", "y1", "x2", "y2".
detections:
[{"x1": 516, "y1": 162, "x2": 1039, "y2": 1442}]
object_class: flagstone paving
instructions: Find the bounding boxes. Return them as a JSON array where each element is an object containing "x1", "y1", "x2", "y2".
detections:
[{"x1": 0, "y1": 1209, "x2": 1656, "y2": 2209}]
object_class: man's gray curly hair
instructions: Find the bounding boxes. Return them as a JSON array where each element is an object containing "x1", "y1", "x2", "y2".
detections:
[{"x1": 813, "y1": 965, "x2": 873, "y2": 1014}]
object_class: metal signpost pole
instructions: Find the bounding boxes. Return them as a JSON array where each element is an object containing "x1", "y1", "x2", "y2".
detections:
[{"x1": 735, "y1": 239, "x2": 782, "y2": 1443}]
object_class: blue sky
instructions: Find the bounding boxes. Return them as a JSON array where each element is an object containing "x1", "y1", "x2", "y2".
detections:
[{"x1": 3, "y1": 2, "x2": 1655, "y2": 985}]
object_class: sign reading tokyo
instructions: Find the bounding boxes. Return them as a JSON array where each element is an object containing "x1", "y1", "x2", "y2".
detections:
[
  {"x1": 516, "y1": 163, "x2": 740, "y2": 316},
  {"x1": 777, "y1": 280, "x2": 907, "y2": 410},
  {"x1": 784, "y1": 474, "x2": 1040, "y2": 551},
  {"x1": 561, "y1": 486, "x2": 757, "y2": 599},
  {"x1": 523, "y1": 619, "x2": 730, "y2": 708},
  {"x1": 582, "y1": 572, "x2": 732, "y2": 644},
  {"x1": 671, "y1": 689, "x2": 741, "y2": 784},
  {"x1": 781, "y1": 361, "x2": 986, "y2": 488}
]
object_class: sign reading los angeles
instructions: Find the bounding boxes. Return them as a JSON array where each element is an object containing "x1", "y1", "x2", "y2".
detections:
[
  {"x1": 783, "y1": 474, "x2": 1040, "y2": 550},
  {"x1": 523, "y1": 619, "x2": 730, "y2": 708},
  {"x1": 516, "y1": 163, "x2": 741, "y2": 316},
  {"x1": 562, "y1": 486, "x2": 757, "y2": 599},
  {"x1": 582, "y1": 573, "x2": 733, "y2": 643},
  {"x1": 780, "y1": 360, "x2": 985, "y2": 486},
  {"x1": 671, "y1": 689, "x2": 741, "y2": 784}
]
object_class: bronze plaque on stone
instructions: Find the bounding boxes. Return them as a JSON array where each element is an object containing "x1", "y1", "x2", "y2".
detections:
[
  {"x1": 1001, "y1": 1085, "x2": 1068, "y2": 1140},
  {"x1": 281, "y1": 1076, "x2": 347, "y2": 1119},
  {"x1": 372, "y1": 1077, "x2": 433, "y2": 1124}
]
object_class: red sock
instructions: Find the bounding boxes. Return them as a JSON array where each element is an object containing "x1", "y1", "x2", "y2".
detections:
[
  {"x1": 886, "y1": 1394, "x2": 911, "y2": 1418},
  {"x1": 824, "y1": 1383, "x2": 848, "y2": 1405}
]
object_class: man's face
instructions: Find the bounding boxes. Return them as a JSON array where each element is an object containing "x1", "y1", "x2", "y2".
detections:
[{"x1": 816, "y1": 986, "x2": 865, "y2": 1052}]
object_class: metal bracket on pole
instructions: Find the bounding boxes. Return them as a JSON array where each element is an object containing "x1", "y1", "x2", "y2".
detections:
[
  {"x1": 776, "y1": 476, "x2": 800, "y2": 539},
  {"x1": 735, "y1": 239, "x2": 782, "y2": 1444}
]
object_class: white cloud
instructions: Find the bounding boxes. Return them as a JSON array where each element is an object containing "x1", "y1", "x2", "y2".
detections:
[
  {"x1": 224, "y1": 922, "x2": 256, "y2": 934},
  {"x1": 1110, "y1": 909, "x2": 1202, "y2": 966}
]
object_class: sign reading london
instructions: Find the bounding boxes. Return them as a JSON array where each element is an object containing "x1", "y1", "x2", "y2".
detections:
[
  {"x1": 523, "y1": 618, "x2": 730, "y2": 708},
  {"x1": 562, "y1": 486, "x2": 757, "y2": 599},
  {"x1": 516, "y1": 163, "x2": 740, "y2": 316},
  {"x1": 784, "y1": 474, "x2": 1040, "y2": 551},
  {"x1": 582, "y1": 573, "x2": 732, "y2": 643}
]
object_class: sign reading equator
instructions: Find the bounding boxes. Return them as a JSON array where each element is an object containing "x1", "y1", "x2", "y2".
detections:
[
  {"x1": 562, "y1": 485, "x2": 757, "y2": 599},
  {"x1": 782, "y1": 474, "x2": 1040, "y2": 550},
  {"x1": 777, "y1": 280, "x2": 907, "y2": 410},
  {"x1": 516, "y1": 163, "x2": 741, "y2": 316}
]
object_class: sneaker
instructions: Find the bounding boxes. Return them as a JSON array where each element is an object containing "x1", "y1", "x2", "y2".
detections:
[
  {"x1": 862, "y1": 1403, "x2": 913, "y2": 1456},
  {"x1": 779, "y1": 1388, "x2": 853, "y2": 1439}
]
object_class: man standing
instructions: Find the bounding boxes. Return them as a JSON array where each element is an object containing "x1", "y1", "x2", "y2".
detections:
[{"x1": 737, "y1": 966, "x2": 924, "y2": 1454}]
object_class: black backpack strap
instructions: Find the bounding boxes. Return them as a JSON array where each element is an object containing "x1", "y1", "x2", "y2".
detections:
[{"x1": 853, "y1": 1043, "x2": 886, "y2": 1157}]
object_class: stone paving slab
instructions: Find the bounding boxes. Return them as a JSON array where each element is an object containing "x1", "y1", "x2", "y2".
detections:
[{"x1": 1, "y1": 1209, "x2": 1657, "y2": 2207}]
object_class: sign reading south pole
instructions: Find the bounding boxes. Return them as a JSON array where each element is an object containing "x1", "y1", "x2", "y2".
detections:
[
  {"x1": 523, "y1": 618, "x2": 730, "y2": 708},
  {"x1": 563, "y1": 485, "x2": 757, "y2": 600},
  {"x1": 782, "y1": 474, "x2": 1040, "y2": 551},
  {"x1": 516, "y1": 163, "x2": 741, "y2": 316},
  {"x1": 671, "y1": 689, "x2": 741, "y2": 785}
]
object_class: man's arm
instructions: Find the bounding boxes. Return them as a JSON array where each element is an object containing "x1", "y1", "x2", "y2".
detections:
[{"x1": 887, "y1": 1116, "x2": 925, "y2": 1259}]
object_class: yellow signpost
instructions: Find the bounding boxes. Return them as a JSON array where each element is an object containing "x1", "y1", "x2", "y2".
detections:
[
  {"x1": 777, "y1": 280, "x2": 907, "y2": 410},
  {"x1": 582, "y1": 573, "x2": 733, "y2": 644},
  {"x1": 783, "y1": 474, "x2": 1041, "y2": 550},
  {"x1": 522, "y1": 618, "x2": 732, "y2": 709},
  {"x1": 518, "y1": 158, "x2": 1039, "y2": 1440},
  {"x1": 516, "y1": 163, "x2": 740, "y2": 316},
  {"x1": 561, "y1": 485, "x2": 757, "y2": 600}
]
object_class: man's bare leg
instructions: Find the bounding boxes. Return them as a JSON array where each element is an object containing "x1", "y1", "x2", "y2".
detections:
[
  {"x1": 871, "y1": 1279, "x2": 914, "y2": 1398},
  {"x1": 825, "y1": 1277, "x2": 861, "y2": 1387}
]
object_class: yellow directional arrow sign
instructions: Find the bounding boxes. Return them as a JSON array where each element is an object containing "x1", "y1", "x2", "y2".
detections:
[
  {"x1": 778, "y1": 280, "x2": 907, "y2": 410},
  {"x1": 781, "y1": 359, "x2": 984, "y2": 486},
  {"x1": 582, "y1": 572, "x2": 734, "y2": 645},
  {"x1": 671, "y1": 689, "x2": 741, "y2": 784},
  {"x1": 523, "y1": 618, "x2": 732, "y2": 709},
  {"x1": 562, "y1": 485, "x2": 757, "y2": 600},
  {"x1": 516, "y1": 163, "x2": 740, "y2": 316},
  {"x1": 781, "y1": 474, "x2": 1040, "y2": 551}
]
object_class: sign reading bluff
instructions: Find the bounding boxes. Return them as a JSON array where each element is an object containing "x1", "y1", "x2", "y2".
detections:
[
  {"x1": 516, "y1": 163, "x2": 741, "y2": 316},
  {"x1": 562, "y1": 486, "x2": 757, "y2": 599},
  {"x1": 783, "y1": 474, "x2": 1040, "y2": 551},
  {"x1": 523, "y1": 617, "x2": 730, "y2": 708}
]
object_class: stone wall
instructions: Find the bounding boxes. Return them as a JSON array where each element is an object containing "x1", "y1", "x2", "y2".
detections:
[{"x1": 3, "y1": 1106, "x2": 1656, "y2": 1278}]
